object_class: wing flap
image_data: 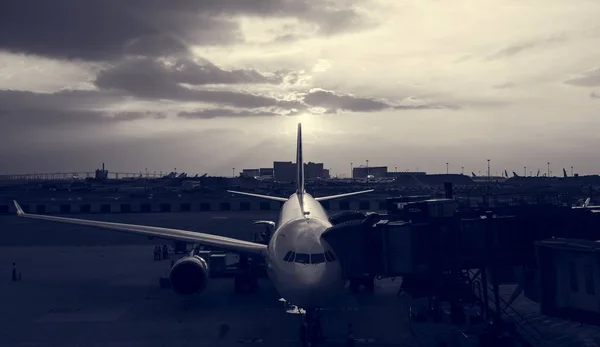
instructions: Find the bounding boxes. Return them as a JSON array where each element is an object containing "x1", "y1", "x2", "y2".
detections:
[{"x1": 13, "y1": 201, "x2": 267, "y2": 256}]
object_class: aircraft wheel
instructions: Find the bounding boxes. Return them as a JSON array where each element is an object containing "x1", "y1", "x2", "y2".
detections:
[
  {"x1": 234, "y1": 276, "x2": 243, "y2": 293},
  {"x1": 365, "y1": 278, "x2": 375, "y2": 292},
  {"x1": 349, "y1": 279, "x2": 359, "y2": 293},
  {"x1": 234, "y1": 275, "x2": 258, "y2": 294}
]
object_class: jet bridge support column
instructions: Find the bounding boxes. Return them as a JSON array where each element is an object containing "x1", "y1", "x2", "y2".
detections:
[{"x1": 480, "y1": 267, "x2": 489, "y2": 321}]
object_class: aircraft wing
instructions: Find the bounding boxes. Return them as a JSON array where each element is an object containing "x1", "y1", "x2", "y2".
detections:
[
  {"x1": 13, "y1": 201, "x2": 267, "y2": 256},
  {"x1": 314, "y1": 189, "x2": 374, "y2": 202}
]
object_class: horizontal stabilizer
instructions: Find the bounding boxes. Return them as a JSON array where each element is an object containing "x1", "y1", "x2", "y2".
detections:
[
  {"x1": 315, "y1": 189, "x2": 374, "y2": 202},
  {"x1": 226, "y1": 190, "x2": 288, "y2": 202}
]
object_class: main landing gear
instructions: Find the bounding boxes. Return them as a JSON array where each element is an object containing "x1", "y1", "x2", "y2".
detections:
[
  {"x1": 233, "y1": 255, "x2": 259, "y2": 294},
  {"x1": 349, "y1": 275, "x2": 375, "y2": 293}
]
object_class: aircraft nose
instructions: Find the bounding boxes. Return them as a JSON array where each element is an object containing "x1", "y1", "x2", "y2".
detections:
[
  {"x1": 292, "y1": 264, "x2": 329, "y2": 306},
  {"x1": 296, "y1": 264, "x2": 326, "y2": 287}
]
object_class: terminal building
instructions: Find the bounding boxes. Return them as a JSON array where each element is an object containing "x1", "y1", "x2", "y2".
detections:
[{"x1": 271, "y1": 161, "x2": 329, "y2": 182}]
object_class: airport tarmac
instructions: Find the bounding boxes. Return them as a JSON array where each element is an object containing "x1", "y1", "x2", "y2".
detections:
[
  {"x1": 0, "y1": 212, "x2": 420, "y2": 347},
  {"x1": 5, "y1": 211, "x2": 596, "y2": 346}
]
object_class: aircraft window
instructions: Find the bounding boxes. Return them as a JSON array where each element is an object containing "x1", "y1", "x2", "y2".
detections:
[
  {"x1": 326, "y1": 251, "x2": 337, "y2": 261},
  {"x1": 294, "y1": 253, "x2": 310, "y2": 264},
  {"x1": 311, "y1": 253, "x2": 325, "y2": 264},
  {"x1": 283, "y1": 251, "x2": 293, "y2": 262}
]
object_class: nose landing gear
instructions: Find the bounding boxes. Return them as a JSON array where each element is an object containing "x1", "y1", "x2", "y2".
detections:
[{"x1": 300, "y1": 308, "x2": 324, "y2": 346}]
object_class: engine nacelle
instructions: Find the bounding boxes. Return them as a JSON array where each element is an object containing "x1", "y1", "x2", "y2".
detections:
[{"x1": 169, "y1": 255, "x2": 209, "y2": 296}]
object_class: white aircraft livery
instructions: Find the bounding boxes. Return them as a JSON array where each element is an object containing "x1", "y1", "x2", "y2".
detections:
[{"x1": 13, "y1": 123, "x2": 374, "y2": 311}]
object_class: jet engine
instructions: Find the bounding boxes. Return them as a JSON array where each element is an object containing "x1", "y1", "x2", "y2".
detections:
[{"x1": 169, "y1": 255, "x2": 209, "y2": 296}]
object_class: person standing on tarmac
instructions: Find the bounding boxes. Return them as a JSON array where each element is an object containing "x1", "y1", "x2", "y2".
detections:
[
  {"x1": 346, "y1": 323, "x2": 355, "y2": 347},
  {"x1": 300, "y1": 321, "x2": 308, "y2": 346},
  {"x1": 162, "y1": 244, "x2": 169, "y2": 260}
]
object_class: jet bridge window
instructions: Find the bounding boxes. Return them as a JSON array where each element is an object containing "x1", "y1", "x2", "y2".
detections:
[
  {"x1": 294, "y1": 253, "x2": 310, "y2": 264},
  {"x1": 283, "y1": 251, "x2": 295, "y2": 262},
  {"x1": 311, "y1": 253, "x2": 326, "y2": 264},
  {"x1": 324, "y1": 251, "x2": 337, "y2": 262}
]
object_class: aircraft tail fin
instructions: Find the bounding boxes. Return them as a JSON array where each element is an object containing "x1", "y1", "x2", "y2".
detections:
[{"x1": 296, "y1": 123, "x2": 304, "y2": 194}]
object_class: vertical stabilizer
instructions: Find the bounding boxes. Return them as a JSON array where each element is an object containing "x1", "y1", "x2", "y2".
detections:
[{"x1": 296, "y1": 123, "x2": 304, "y2": 194}]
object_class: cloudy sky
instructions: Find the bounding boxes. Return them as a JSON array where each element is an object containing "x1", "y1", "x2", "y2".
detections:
[{"x1": 1, "y1": 0, "x2": 600, "y2": 177}]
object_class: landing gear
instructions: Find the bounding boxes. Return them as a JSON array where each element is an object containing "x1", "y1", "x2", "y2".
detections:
[
  {"x1": 233, "y1": 255, "x2": 258, "y2": 294},
  {"x1": 234, "y1": 273, "x2": 258, "y2": 293},
  {"x1": 300, "y1": 308, "x2": 324, "y2": 346},
  {"x1": 349, "y1": 276, "x2": 375, "y2": 293}
]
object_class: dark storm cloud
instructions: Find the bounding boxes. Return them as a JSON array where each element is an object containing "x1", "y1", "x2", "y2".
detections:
[
  {"x1": 591, "y1": 92, "x2": 600, "y2": 99},
  {"x1": 0, "y1": 89, "x2": 119, "y2": 113},
  {"x1": 303, "y1": 89, "x2": 390, "y2": 112},
  {"x1": 302, "y1": 89, "x2": 453, "y2": 113},
  {"x1": 96, "y1": 57, "x2": 283, "y2": 87},
  {"x1": 0, "y1": 89, "x2": 161, "y2": 126},
  {"x1": 94, "y1": 57, "x2": 304, "y2": 109},
  {"x1": 564, "y1": 68, "x2": 600, "y2": 87},
  {"x1": 0, "y1": 0, "x2": 370, "y2": 61},
  {"x1": 178, "y1": 109, "x2": 280, "y2": 119},
  {"x1": 0, "y1": 1, "x2": 241, "y2": 60}
]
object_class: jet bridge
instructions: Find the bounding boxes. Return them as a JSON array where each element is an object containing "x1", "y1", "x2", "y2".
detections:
[{"x1": 322, "y1": 194, "x2": 600, "y2": 347}]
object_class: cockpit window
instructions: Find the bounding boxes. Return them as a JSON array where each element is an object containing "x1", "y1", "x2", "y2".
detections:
[
  {"x1": 325, "y1": 251, "x2": 337, "y2": 261},
  {"x1": 294, "y1": 253, "x2": 310, "y2": 264},
  {"x1": 311, "y1": 253, "x2": 325, "y2": 264},
  {"x1": 283, "y1": 251, "x2": 293, "y2": 262}
]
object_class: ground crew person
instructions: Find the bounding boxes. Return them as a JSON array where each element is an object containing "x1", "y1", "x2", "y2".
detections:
[
  {"x1": 162, "y1": 244, "x2": 169, "y2": 259},
  {"x1": 300, "y1": 321, "x2": 308, "y2": 346},
  {"x1": 346, "y1": 323, "x2": 355, "y2": 347}
]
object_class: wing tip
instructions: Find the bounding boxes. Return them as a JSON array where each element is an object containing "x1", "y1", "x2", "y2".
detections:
[{"x1": 13, "y1": 200, "x2": 25, "y2": 216}]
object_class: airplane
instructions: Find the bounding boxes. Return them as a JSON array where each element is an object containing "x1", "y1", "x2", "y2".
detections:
[
  {"x1": 12, "y1": 123, "x2": 374, "y2": 326},
  {"x1": 573, "y1": 198, "x2": 600, "y2": 210}
]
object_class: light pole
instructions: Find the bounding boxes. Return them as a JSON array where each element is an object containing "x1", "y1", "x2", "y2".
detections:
[
  {"x1": 547, "y1": 162, "x2": 550, "y2": 177},
  {"x1": 461, "y1": 166, "x2": 464, "y2": 175},
  {"x1": 571, "y1": 166, "x2": 573, "y2": 176},
  {"x1": 487, "y1": 159, "x2": 490, "y2": 179},
  {"x1": 524, "y1": 166, "x2": 526, "y2": 177},
  {"x1": 350, "y1": 162, "x2": 353, "y2": 179},
  {"x1": 232, "y1": 167, "x2": 235, "y2": 178},
  {"x1": 446, "y1": 162, "x2": 449, "y2": 174}
]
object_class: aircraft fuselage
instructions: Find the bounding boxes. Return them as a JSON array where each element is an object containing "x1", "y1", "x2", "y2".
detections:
[{"x1": 265, "y1": 192, "x2": 345, "y2": 308}]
